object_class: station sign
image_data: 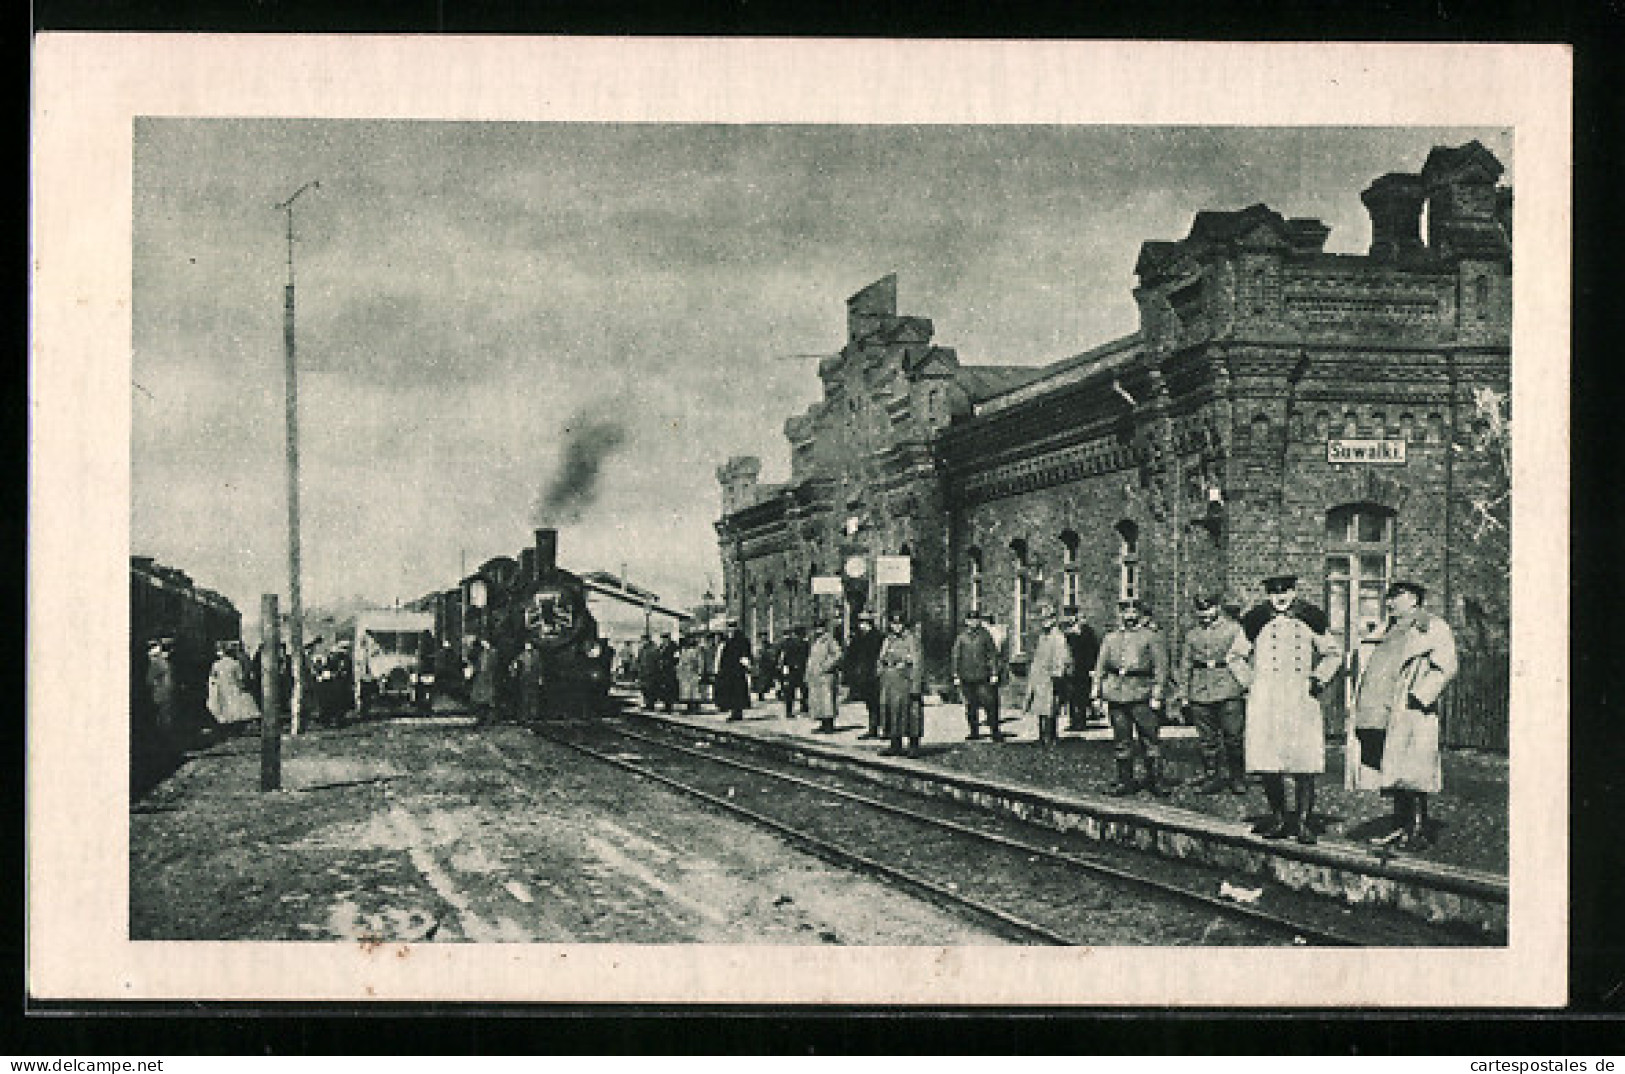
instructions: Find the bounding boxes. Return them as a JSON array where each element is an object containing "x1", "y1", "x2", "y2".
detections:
[
  {"x1": 1327, "y1": 438, "x2": 1407, "y2": 466},
  {"x1": 875, "y1": 555, "x2": 912, "y2": 585},
  {"x1": 811, "y1": 575, "x2": 843, "y2": 595}
]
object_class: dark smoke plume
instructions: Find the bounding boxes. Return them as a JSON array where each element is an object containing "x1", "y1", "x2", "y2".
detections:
[{"x1": 536, "y1": 416, "x2": 629, "y2": 525}]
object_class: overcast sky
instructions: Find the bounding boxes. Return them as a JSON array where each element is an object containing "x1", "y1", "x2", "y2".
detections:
[{"x1": 131, "y1": 122, "x2": 1511, "y2": 625}]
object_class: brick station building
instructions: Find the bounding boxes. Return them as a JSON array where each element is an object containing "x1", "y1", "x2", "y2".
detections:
[{"x1": 715, "y1": 141, "x2": 1511, "y2": 737}]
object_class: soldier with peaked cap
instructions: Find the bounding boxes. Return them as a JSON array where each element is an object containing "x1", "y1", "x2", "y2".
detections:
[
  {"x1": 1092, "y1": 598, "x2": 1171, "y2": 796},
  {"x1": 951, "y1": 607, "x2": 1005, "y2": 741},
  {"x1": 1347, "y1": 580, "x2": 1459, "y2": 851},
  {"x1": 1176, "y1": 594, "x2": 1248, "y2": 794},
  {"x1": 1226, "y1": 573, "x2": 1342, "y2": 844},
  {"x1": 876, "y1": 611, "x2": 925, "y2": 757}
]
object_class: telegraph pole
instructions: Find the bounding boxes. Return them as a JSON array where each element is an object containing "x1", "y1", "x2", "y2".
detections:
[{"x1": 276, "y1": 180, "x2": 318, "y2": 734}]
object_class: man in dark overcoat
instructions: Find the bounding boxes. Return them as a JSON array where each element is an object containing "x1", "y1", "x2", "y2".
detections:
[
  {"x1": 951, "y1": 609, "x2": 1004, "y2": 741},
  {"x1": 777, "y1": 626, "x2": 810, "y2": 718},
  {"x1": 713, "y1": 619, "x2": 753, "y2": 721},
  {"x1": 845, "y1": 613, "x2": 883, "y2": 739},
  {"x1": 1063, "y1": 607, "x2": 1101, "y2": 732}
]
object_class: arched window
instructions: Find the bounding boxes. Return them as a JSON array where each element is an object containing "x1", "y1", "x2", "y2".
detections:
[
  {"x1": 1010, "y1": 539, "x2": 1030, "y2": 655},
  {"x1": 1115, "y1": 520, "x2": 1140, "y2": 603},
  {"x1": 1343, "y1": 409, "x2": 1360, "y2": 437},
  {"x1": 1399, "y1": 412, "x2": 1416, "y2": 442},
  {"x1": 1314, "y1": 410, "x2": 1331, "y2": 440},
  {"x1": 1474, "y1": 274, "x2": 1491, "y2": 314},
  {"x1": 1325, "y1": 504, "x2": 1397, "y2": 657},
  {"x1": 967, "y1": 547, "x2": 984, "y2": 615},
  {"x1": 784, "y1": 577, "x2": 798, "y2": 629},
  {"x1": 1059, "y1": 529, "x2": 1081, "y2": 610},
  {"x1": 763, "y1": 581, "x2": 775, "y2": 641}
]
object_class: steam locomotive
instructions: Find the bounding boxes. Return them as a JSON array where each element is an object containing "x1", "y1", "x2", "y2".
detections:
[{"x1": 420, "y1": 528, "x2": 612, "y2": 719}]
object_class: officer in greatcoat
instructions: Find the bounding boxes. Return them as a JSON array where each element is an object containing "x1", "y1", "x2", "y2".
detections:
[
  {"x1": 470, "y1": 639, "x2": 501, "y2": 726},
  {"x1": 806, "y1": 619, "x2": 845, "y2": 734},
  {"x1": 951, "y1": 609, "x2": 1005, "y2": 741},
  {"x1": 1347, "y1": 580, "x2": 1459, "y2": 851},
  {"x1": 713, "y1": 619, "x2": 753, "y2": 721},
  {"x1": 876, "y1": 612, "x2": 925, "y2": 757},
  {"x1": 655, "y1": 632, "x2": 680, "y2": 713},
  {"x1": 1226, "y1": 573, "x2": 1342, "y2": 844},
  {"x1": 1091, "y1": 599, "x2": 1171, "y2": 796},
  {"x1": 1176, "y1": 595, "x2": 1248, "y2": 794}
]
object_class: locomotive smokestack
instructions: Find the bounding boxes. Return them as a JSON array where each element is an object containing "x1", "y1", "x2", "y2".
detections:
[{"x1": 534, "y1": 528, "x2": 558, "y2": 575}]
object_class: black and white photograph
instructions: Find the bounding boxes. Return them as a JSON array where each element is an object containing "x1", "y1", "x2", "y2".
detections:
[{"x1": 30, "y1": 37, "x2": 1570, "y2": 1006}]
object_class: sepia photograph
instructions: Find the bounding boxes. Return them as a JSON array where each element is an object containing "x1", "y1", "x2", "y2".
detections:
[{"x1": 30, "y1": 37, "x2": 1570, "y2": 1006}]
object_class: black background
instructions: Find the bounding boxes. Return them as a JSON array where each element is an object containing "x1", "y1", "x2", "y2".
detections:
[{"x1": 16, "y1": 0, "x2": 1625, "y2": 1054}]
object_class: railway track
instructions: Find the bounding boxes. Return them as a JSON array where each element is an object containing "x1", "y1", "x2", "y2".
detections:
[{"x1": 528, "y1": 715, "x2": 1468, "y2": 947}]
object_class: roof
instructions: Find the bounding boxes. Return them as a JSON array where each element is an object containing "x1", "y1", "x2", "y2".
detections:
[
  {"x1": 578, "y1": 577, "x2": 694, "y2": 621},
  {"x1": 972, "y1": 333, "x2": 1143, "y2": 417},
  {"x1": 955, "y1": 364, "x2": 1046, "y2": 403},
  {"x1": 354, "y1": 609, "x2": 435, "y2": 632}
]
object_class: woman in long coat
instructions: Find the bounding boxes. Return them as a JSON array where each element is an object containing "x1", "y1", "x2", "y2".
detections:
[
  {"x1": 1023, "y1": 609, "x2": 1074, "y2": 745},
  {"x1": 806, "y1": 621, "x2": 844, "y2": 734},
  {"x1": 207, "y1": 643, "x2": 261, "y2": 727}
]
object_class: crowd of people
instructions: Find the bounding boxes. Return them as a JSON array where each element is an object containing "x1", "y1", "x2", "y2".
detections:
[{"x1": 629, "y1": 569, "x2": 1459, "y2": 853}]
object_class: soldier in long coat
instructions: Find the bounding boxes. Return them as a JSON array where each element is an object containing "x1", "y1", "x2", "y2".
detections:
[
  {"x1": 713, "y1": 620, "x2": 753, "y2": 721},
  {"x1": 1347, "y1": 580, "x2": 1459, "y2": 851},
  {"x1": 806, "y1": 620, "x2": 844, "y2": 734},
  {"x1": 1226, "y1": 573, "x2": 1342, "y2": 844},
  {"x1": 876, "y1": 612, "x2": 925, "y2": 757},
  {"x1": 1024, "y1": 606, "x2": 1074, "y2": 745},
  {"x1": 654, "y1": 632, "x2": 680, "y2": 712}
]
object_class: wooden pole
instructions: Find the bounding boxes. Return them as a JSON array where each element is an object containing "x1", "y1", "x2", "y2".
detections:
[{"x1": 260, "y1": 594, "x2": 282, "y2": 792}]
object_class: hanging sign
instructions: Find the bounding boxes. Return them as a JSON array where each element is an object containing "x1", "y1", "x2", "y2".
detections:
[
  {"x1": 1327, "y1": 438, "x2": 1407, "y2": 465},
  {"x1": 875, "y1": 555, "x2": 912, "y2": 585},
  {"x1": 811, "y1": 575, "x2": 843, "y2": 596}
]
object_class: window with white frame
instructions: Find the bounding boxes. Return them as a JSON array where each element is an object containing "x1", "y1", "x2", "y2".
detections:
[
  {"x1": 1116, "y1": 520, "x2": 1140, "y2": 602},
  {"x1": 967, "y1": 547, "x2": 984, "y2": 615},
  {"x1": 1060, "y1": 530, "x2": 1081, "y2": 610},
  {"x1": 1010, "y1": 539, "x2": 1029, "y2": 654},
  {"x1": 1324, "y1": 504, "x2": 1395, "y2": 657}
]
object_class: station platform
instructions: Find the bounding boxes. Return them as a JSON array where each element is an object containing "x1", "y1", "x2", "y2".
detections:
[{"x1": 625, "y1": 689, "x2": 1509, "y2": 938}]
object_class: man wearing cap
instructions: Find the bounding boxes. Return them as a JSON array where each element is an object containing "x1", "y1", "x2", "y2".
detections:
[
  {"x1": 1091, "y1": 599, "x2": 1171, "y2": 796},
  {"x1": 1025, "y1": 605, "x2": 1074, "y2": 746},
  {"x1": 951, "y1": 608, "x2": 1005, "y2": 741},
  {"x1": 876, "y1": 612, "x2": 925, "y2": 757},
  {"x1": 1176, "y1": 595, "x2": 1248, "y2": 794},
  {"x1": 1227, "y1": 573, "x2": 1342, "y2": 844},
  {"x1": 1347, "y1": 581, "x2": 1459, "y2": 851},
  {"x1": 714, "y1": 619, "x2": 753, "y2": 721},
  {"x1": 845, "y1": 612, "x2": 883, "y2": 739}
]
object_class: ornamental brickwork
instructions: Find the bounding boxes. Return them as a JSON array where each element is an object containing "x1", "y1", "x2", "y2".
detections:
[{"x1": 717, "y1": 142, "x2": 1511, "y2": 702}]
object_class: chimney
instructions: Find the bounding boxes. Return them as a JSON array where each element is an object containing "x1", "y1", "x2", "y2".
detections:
[
  {"x1": 534, "y1": 528, "x2": 558, "y2": 576},
  {"x1": 1360, "y1": 172, "x2": 1426, "y2": 262}
]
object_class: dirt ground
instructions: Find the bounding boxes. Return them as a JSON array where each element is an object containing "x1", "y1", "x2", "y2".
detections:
[{"x1": 130, "y1": 718, "x2": 1011, "y2": 944}]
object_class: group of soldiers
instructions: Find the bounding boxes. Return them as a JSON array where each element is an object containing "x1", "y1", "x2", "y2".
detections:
[
  {"x1": 1052, "y1": 571, "x2": 1458, "y2": 850},
  {"x1": 664, "y1": 567, "x2": 1459, "y2": 853}
]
